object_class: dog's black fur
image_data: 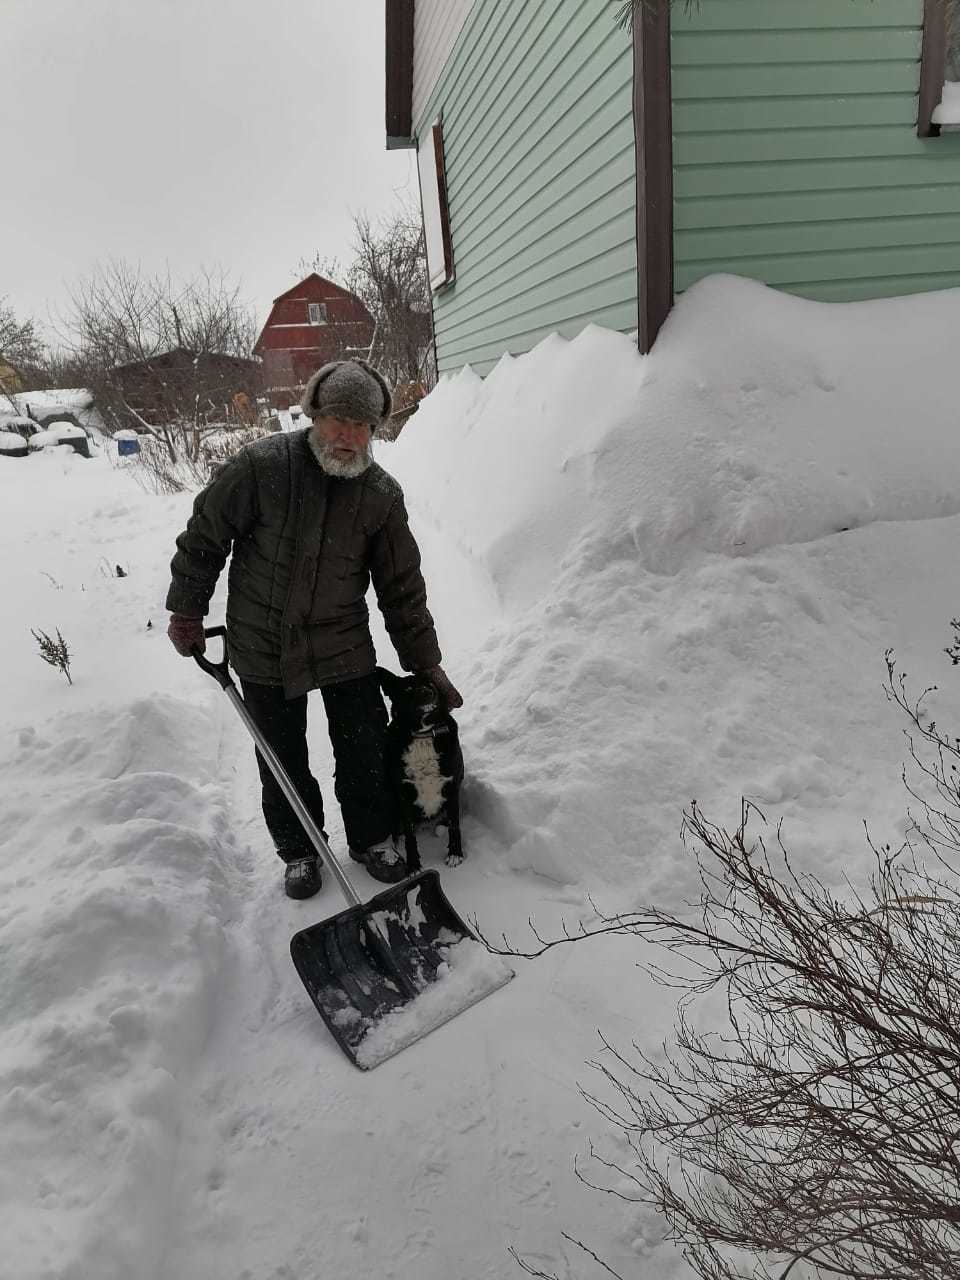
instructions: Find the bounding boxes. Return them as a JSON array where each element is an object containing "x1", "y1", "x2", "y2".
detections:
[{"x1": 376, "y1": 667, "x2": 464, "y2": 871}]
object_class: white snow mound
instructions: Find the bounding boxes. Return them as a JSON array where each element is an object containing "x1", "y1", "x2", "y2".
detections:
[{"x1": 383, "y1": 275, "x2": 960, "y2": 896}]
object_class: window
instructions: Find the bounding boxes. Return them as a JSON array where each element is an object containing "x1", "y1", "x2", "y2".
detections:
[
  {"x1": 417, "y1": 117, "x2": 454, "y2": 291},
  {"x1": 308, "y1": 302, "x2": 327, "y2": 325},
  {"x1": 920, "y1": 0, "x2": 960, "y2": 134},
  {"x1": 937, "y1": 0, "x2": 960, "y2": 126},
  {"x1": 948, "y1": 0, "x2": 960, "y2": 80}
]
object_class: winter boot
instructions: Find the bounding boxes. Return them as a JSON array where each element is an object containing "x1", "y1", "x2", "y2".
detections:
[
  {"x1": 351, "y1": 836, "x2": 408, "y2": 885},
  {"x1": 284, "y1": 856, "x2": 322, "y2": 900}
]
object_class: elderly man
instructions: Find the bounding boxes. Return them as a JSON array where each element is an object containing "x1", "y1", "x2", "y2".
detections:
[{"x1": 166, "y1": 359, "x2": 461, "y2": 899}]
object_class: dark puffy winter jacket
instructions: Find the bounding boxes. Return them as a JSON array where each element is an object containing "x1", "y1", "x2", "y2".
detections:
[{"x1": 165, "y1": 430, "x2": 441, "y2": 697}]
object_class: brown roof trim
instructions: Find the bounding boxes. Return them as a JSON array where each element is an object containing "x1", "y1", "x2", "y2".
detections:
[
  {"x1": 386, "y1": 0, "x2": 416, "y2": 149},
  {"x1": 918, "y1": 0, "x2": 946, "y2": 137},
  {"x1": 269, "y1": 273, "x2": 370, "y2": 309},
  {"x1": 634, "y1": 0, "x2": 674, "y2": 354}
]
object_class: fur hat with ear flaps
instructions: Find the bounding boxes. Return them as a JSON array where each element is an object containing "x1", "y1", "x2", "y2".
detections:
[{"x1": 300, "y1": 359, "x2": 393, "y2": 429}]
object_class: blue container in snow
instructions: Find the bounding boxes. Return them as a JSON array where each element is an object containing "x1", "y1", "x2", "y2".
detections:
[{"x1": 117, "y1": 436, "x2": 140, "y2": 457}]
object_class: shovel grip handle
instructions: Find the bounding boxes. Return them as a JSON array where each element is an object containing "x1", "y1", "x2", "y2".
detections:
[{"x1": 192, "y1": 625, "x2": 234, "y2": 690}]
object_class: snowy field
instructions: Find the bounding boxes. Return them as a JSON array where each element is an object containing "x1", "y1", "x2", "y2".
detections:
[{"x1": 3, "y1": 274, "x2": 960, "y2": 1279}]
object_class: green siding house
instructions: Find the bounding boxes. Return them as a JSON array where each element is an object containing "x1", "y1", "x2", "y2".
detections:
[{"x1": 386, "y1": 0, "x2": 960, "y2": 375}]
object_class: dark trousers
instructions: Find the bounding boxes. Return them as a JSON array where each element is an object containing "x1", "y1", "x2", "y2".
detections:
[{"x1": 240, "y1": 674, "x2": 398, "y2": 862}]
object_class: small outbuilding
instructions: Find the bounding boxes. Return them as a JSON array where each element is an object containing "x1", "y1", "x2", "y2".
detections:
[{"x1": 111, "y1": 349, "x2": 262, "y2": 428}]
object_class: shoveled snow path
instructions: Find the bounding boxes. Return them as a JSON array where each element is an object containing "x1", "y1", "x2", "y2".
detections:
[
  {"x1": 154, "y1": 689, "x2": 656, "y2": 1280},
  {"x1": 147, "y1": 457, "x2": 660, "y2": 1280},
  {"x1": 1, "y1": 447, "x2": 667, "y2": 1280}
]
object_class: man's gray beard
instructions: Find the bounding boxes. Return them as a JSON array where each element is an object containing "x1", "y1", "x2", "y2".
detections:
[{"x1": 308, "y1": 433, "x2": 373, "y2": 478}]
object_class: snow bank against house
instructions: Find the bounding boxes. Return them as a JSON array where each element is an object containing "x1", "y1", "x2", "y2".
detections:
[
  {"x1": 385, "y1": 276, "x2": 960, "y2": 898},
  {"x1": 403, "y1": 276, "x2": 960, "y2": 586}
]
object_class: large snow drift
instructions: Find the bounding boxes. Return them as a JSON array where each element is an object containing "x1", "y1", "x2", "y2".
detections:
[
  {"x1": 385, "y1": 276, "x2": 960, "y2": 900},
  {"x1": 3, "y1": 275, "x2": 960, "y2": 1280}
]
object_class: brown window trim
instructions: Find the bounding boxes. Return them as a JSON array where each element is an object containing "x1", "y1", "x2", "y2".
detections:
[
  {"x1": 432, "y1": 121, "x2": 454, "y2": 289},
  {"x1": 419, "y1": 118, "x2": 455, "y2": 292},
  {"x1": 634, "y1": 0, "x2": 674, "y2": 353},
  {"x1": 385, "y1": 0, "x2": 415, "y2": 149},
  {"x1": 919, "y1": 0, "x2": 947, "y2": 137}
]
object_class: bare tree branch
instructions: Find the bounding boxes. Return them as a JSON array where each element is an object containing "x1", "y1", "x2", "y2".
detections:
[
  {"x1": 49, "y1": 260, "x2": 259, "y2": 459},
  {"x1": 499, "y1": 651, "x2": 960, "y2": 1280},
  {"x1": 302, "y1": 202, "x2": 435, "y2": 389}
]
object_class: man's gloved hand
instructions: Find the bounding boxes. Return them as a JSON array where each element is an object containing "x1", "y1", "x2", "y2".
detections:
[
  {"x1": 167, "y1": 613, "x2": 206, "y2": 656},
  {"x1": 423, "y1": 664, "x2": 463, "y2": 710}
]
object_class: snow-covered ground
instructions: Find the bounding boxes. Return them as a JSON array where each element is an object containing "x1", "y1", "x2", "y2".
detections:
[{"x1": 3, "y1": 275, "x2": 960, "y2": 1279}]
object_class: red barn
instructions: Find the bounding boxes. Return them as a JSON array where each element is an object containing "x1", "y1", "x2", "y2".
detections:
[{"x1": 254, "y1": 274, "x2": 375, "y2": 410}]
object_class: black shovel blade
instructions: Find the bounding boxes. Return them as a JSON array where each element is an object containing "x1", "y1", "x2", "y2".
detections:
[{"x1": 290, "y1": 869, "x2": 513, "y2": 1070}]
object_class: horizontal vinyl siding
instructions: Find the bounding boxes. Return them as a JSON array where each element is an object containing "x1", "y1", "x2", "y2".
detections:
[
  {"x1": 672, "y1": 0, "x2": 960, "y2": 303},
  {"x1": 413, "y1": 0, "x2": 636, "y2": 376},
  {"x1": 412, "y1": 0, "x2": 476, "y2": 126}
]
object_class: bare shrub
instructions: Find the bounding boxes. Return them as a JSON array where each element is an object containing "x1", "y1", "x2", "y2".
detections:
[
  {"x1": 302, "y1": 202, "x2": 435, "y2": 389},
  {"x1": 946, "y1": 619, "x2": 960, "y2": 667},
  {"x1": 54, "y1": 261, "x2": 260, "y2": 463},
  {"x1": 122, "y1": 424, "x2": 271, "y2": 495},
  {"x1": 0, "y1": 297, "x2": 46, "y2": 390},
  {"x1": 32, "y1": 627, "x2": 73, "y2": 685},
  {"x1": 494, "y1": 653, "x2": 960, "y2": 1280}
]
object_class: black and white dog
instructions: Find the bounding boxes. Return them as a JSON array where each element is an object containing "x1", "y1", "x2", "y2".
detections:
[{"x1": 376, "y1": 667, "x2": 464, "y2": 871}]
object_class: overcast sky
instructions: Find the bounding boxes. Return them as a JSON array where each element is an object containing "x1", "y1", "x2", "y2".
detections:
[{"x1": 5, "y1": 0, "x2": 418, "y2": 346}]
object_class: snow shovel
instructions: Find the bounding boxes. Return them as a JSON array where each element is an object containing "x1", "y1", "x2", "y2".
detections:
[{"x1": 192, "y1": 627, "x2": 513, "y2": 1069}]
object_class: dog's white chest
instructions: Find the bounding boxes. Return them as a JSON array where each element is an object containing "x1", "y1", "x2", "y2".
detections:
[{"x1": 402, "y1": 736, "x2": 449, "y2": 818}]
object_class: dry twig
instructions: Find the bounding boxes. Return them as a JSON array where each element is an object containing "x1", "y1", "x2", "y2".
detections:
[{"x1": 498, "y1": 650, "x2": 960, "y2": 1280}]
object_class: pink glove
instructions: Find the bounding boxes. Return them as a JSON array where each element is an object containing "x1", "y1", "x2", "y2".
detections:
[
  {"x1": 424, "y1": 664, "x2": 463, "y2": 710},
  {"x1": 168, "y1": 614, "x2": 206, "y2": 656}
]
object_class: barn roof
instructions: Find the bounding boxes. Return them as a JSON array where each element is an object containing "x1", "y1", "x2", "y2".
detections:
[{"x1": 269, "y1": 273, "x2": 367, "y2": 307}]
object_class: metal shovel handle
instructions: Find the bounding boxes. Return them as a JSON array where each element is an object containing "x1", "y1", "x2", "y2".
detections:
[{"x1": 192, "y1": 626, "x2": 364, "y2": 910}]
